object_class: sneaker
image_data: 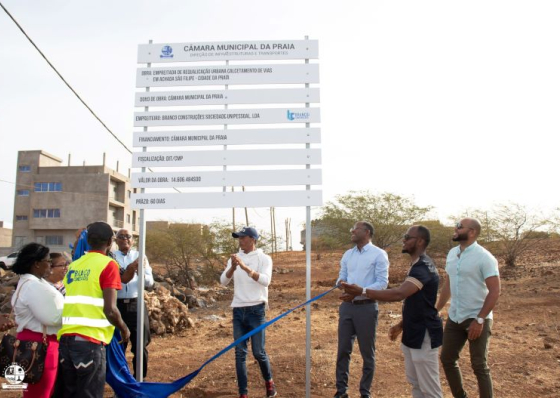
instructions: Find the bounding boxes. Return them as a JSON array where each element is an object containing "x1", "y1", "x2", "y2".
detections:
[
  {"x1": 265, "y1": 380, "x2": 277, "y2": 397},
  {"x1": 333, "y1": 393, "x2": 349, "y2": 398},
  {"x1": 239, "y1": 395, "x2": 248, "y2": 398}
]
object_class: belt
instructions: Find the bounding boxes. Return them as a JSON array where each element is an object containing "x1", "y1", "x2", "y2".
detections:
[
  {"x1": 351, "y1": 299, "x2": 376, "y2": 305},
  {"x1": 117, "y1": 297, "x2": 137, "y2": 303}
]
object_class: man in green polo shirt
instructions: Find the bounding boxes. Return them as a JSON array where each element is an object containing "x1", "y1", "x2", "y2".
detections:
[{"x1": 436, "y1": 218, "x2": 500, "y2": 398}]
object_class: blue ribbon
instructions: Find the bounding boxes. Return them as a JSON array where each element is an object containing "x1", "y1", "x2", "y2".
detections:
[{"x1": 106, "y1": 285, "x2": 338, "y2": 398}]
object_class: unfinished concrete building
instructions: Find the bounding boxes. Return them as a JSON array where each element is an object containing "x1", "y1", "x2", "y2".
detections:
[{"x1": 12, "y1": 150, "x2": 138, "y2": 253}]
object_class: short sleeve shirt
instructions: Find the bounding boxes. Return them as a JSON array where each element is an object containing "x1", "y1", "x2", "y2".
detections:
[
  {"x1": 402, "y1": 254, "x2": 443, "y2": 349},
  {"x1": 446, "y1": 242, "x2": 499, "y2": 323}
]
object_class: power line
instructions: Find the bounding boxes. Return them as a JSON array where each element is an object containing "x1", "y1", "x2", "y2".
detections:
[
  {"x1": 0, "y1": 3, "x2": 182, "y2": 194},
  {"x1": 0, "y1": 1, "x2": 132, "y2": 155}
]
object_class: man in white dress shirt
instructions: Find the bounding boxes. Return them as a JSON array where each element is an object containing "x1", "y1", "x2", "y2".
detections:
[{"x1": 113, "y1": 228, "x2": 154, "y2": 379}]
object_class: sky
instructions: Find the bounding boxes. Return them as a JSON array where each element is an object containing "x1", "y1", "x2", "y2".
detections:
[{"x1": 1, "y1": 1, "x2": 559, "y2": 249}]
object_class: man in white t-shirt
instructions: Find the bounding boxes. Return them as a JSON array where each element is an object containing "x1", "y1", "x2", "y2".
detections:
[{"x1": 220, "y1": 227, "x2": 277, "y2": 398}]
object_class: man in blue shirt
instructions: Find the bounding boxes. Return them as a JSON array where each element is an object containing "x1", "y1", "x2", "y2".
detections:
[
  {"x1": 342, "y1": 225, "x2": 443, "y2": 398},
  {"x1": 436, "y1": 218, "x2": 500, "y2": 398},
  {"x1": 334, "y1": 221, "x2": 389, "y2": 398},
  {"x1": 113, "y1": 228, "x2": 154, "y2": 380}
]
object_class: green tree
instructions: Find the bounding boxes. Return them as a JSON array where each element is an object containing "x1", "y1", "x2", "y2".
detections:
[
  {"x1": 209, "y1": 220, "x2": 239, "y2": 256},
  {"x1": 417, "y1": 220, "x2": 455, "y2": 257},
  {"x1": 209, "y1": 220, "x2": 278, "y2": 256},
  {"x1": 146, "y1": 223, "x2": 219, "y2": 287},
  {"x1": 465, "y1": 203, "x2": 551, "y2": 267},
  {"x1": 318, "y1": 191, "x2": 433, "y2": 249}
]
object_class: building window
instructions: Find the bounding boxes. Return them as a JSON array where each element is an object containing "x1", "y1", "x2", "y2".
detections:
[
  {"x1": 34, "y1": 182, "x2": 62, "y2": 192},
  {"x1": 17, "y1": 190, "x2": 30, "y2": 196},
  {"x1": 16, "y1": 215, "x2": 28, "y2": 221},
  {"x1": 128, "y1": 190, "x2": 131, "y2": 199},
  {"x1": 18, "y1": 165, "x2": 31, "y2": 172},
  {"x1": 126, "y1": 214, "x2": 131, "y2": 223},
  {"x1": 45, "y1": 236, "x2": 63, "y2": 246},
  {"x1": 14, "y1": 236, "x2": 27, "y2": 248},
  {"x1": 33, "y1": 208, "x2": 61, "y2": 218}
]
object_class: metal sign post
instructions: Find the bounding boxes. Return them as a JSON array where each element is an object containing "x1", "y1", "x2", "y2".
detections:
[{"x1": 135, "y1": 39, "x2": 152, "y2": 382}]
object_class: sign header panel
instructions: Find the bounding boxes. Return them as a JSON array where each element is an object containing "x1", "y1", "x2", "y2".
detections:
[
  {"x1": 133, "y1": 128, "x2": 321, "y2": 147},
  {"x1": 134, "y1": 88, "x2": 320, "y2": 107},
  {"x1": 132, "y1": 148, "x2": 321, "y2": 168},
  {"x1": 134, "y1": 108, "x2": 320, "y2": 127},
  {"x1": 137, "y1": 40, "x2": 319, "y2": 63},
  {"x1": 131, "y1": 190, "x2": 323, "y2": 209},
  {"x1": 136, "y1": 64, "x2": 319, "y2": 88},
  {"x1": 131, "y1": 169, "x2": 322, "y2": 188}
]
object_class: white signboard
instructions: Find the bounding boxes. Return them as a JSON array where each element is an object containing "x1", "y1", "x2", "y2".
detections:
[
  {"x1": 134, "y1": 88, "x2": 320, "y2": 107},
  {"x1": 131, "y1": 190, "x2": 323, "y2": 209},
  {"x1": 132, "y1": 148, "x2": 321, "y2": 168},
  {"x1": 131, "y1": 169, "x2": 322, "y2": 188},
  {"x1": 136, "y1": 64, "x2": 319, "y2": 88},
  {"x1": 133, "y1": 128, "x2": 321, "y2": 147},
  {"x1": 138, "y1": 40, "x2": 319, "y2": 63},
  {"x1": 134, "y1": 108, "x2": 320, "y2": 127}
]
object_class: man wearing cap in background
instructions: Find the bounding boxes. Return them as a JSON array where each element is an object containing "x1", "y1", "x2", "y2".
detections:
[
  {"x1": 113, "y1": 228, "x2": 154, "y2": 379},
  {"x1": 220, "y1": 226, "x2": 277, "y2": 398}
]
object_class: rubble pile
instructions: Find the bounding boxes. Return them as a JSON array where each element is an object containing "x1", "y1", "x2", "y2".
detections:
[
  {"x1": 0, "y1": 269, "x2": 228, "y2": 337},
  {"x1": 145, "y1": 284, "x2": 195, "y2": 336}
]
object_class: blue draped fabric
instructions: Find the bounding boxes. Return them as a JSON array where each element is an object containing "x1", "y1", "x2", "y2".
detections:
[
  {"x1": 72, "y1": 228, "x2": 90, "y2": 261},
  {"x1": 106, "y1": 286, "x2": 337, "y2": 397}
]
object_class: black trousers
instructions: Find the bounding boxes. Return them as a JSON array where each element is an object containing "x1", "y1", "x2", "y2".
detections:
[
  {"x1": 58, "y1": 335, "x2": 106, "y2": 398},
  {"x1": 117, "y1": 298, "x2": 151, "y2": 379}
]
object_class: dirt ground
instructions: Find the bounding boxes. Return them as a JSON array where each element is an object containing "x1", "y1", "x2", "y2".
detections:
[
  {"x1": 5, "y1": 241, "x2": 560, "y2": 397},
  {"x1": 138, "y1": 240, "x2": 560, "y2": 398}
]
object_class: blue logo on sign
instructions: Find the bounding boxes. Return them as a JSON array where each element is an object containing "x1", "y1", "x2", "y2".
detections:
[
  {"x1": 287, "y1": 110, "x2": 310, "y2": 121},
  {"x1": 160, "y1": 45, "x2": 174, "y2": 59}
]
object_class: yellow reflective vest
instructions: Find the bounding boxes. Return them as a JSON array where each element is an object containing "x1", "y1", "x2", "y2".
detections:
[{"x1": 58, "y1": 252, "x2": 115, "y2": 344}]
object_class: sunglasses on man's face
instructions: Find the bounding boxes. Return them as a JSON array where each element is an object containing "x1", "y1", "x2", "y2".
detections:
[
  {"x1": 117, "y1": 234, "x2": 132, "y2": 240},
  {"x1": 455, "y1": 222, "x2": 474, "y2": 231}
]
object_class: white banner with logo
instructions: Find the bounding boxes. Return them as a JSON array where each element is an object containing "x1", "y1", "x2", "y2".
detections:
[
  {"x1": 134, "y1": 108, "x2": 320, "y2": 127},
  {"x1": 137, "y1": 40, "x2": 319, "y2": 63}
]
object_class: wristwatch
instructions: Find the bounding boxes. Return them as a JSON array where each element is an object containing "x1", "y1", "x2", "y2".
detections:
[
  {"x1": 362, "y1": 287, "x2": 367, "y2": 296},
  {"x1": 476, "y1": 317, "x2": 484, "y2": 325}
]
